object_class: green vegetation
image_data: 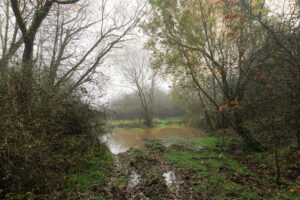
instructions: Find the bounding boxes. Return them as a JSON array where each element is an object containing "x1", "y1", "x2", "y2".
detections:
[
  {"x1": 162, "y1": 137, "x2": 299, "y2": 199},
  {"x1": 153, "y1": 117, "x2": 185, "y2": 128},
  {"x1": 109, "y1": 117, "x2": 185, "y2": 130},
  {"x1": 61, "y1": 148, "x2": 114, "y2": 199},
  {"x1": 108, "y1": 119, "x2": 147, "y2": 130},
  {"x1": 170, "y1": 136, "x2": 218, "y2": 148},
  {"x1": 145, "y1": 140, "x2": 165, "y2": 150},
  {"x1": 2, "y1": 141, "x2": 113, "y2": 200}
]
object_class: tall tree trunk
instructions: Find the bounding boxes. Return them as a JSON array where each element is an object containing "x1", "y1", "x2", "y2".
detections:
[
  {"x1": 212, "y1": 76, "x2": 221, "y2": 128},
  {"x1": 20, "y1": 38, "x2": 34, "y2": 113},
  {"x1": 233, "y1": 112, "x2": 263, "y2": 152},
  {"x1": 197, "y1": 91, "x2": 214, "y2": 130}
]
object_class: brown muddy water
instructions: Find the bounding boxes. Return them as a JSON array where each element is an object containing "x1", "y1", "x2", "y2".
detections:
[{"x1": 100, "y1": 126, "x2": 202, "y2": 154}]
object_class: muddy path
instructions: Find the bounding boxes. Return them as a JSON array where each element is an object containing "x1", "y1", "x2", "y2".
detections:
[
  {"x1": 99, "y1": 137, "x2": 299, "y2": 200},
  {"x1": 104, "y1": 140, "x2": 193, "y2": 200}
]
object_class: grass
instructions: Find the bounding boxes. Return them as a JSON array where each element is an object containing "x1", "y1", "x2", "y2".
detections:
[
  {"x1": 129, "y1": 149, "x2": 150, "y2": 159},
  {"x1": 162, "y1": 137, "x2": 299, "y2": 200},
  {"x1": 61, "y1": 148, "x2": 114, "y2": 199},
  {"x1": 164, "y1": 146, "x2": 208, "y2": 171},
  {"x1": 170, "y1": 136, "x2": 218, "y2": 148},
  {"x1": 145, "y1": 140, "x2": 164, "y2": 150},
  {"x1": 153, "y1": 117, "x2": 185, "y2": 128},
  {"x1": 108, "y1": 117, "x2": 186, "y2": 130},
  {"x1": 164, "y1": 145, "x2": 258, "y2": 199}
]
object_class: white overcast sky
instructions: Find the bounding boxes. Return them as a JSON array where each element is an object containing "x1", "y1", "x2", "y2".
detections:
[{"x1": 87, "y1": 0, "x2": 293, "y2": 106}]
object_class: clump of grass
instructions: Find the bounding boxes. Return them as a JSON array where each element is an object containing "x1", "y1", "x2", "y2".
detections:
[
  {"x1": 129, "y1": 149, "x2": 150, "y2": 159},
  {"x1": 145, "y1": 140, "x2": 164, "y2": 150}
]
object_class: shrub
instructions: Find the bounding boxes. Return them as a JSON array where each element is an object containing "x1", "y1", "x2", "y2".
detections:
[{"x1": 0, "y1": 69, "x2": 106, "y2": 198}]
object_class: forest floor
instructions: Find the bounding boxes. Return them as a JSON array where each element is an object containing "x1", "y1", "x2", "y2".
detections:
[
  {"x1": 97, "y1": 137, "x2": 299, "y2": 200},
  {"x1": 57, "y1": 125, "x2": 299, "y2": 200}
]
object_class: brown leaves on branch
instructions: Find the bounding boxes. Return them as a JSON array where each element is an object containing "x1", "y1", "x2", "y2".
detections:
[
  {"x1": 292, "y1": 63, "x2": 300, "y2": 69},
  {"x1": 271, "y1": 50, "x2": 275, "y2": 57}
]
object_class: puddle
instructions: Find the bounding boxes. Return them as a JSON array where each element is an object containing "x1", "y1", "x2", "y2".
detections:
[
  {"x1": 101, "y1": 134, "x2": 132, "y2": 154},
  {"x1": 163, "y1": 171, "x2": 176, "y2": 187},
  {"x1": 128, "y1": 171, "x2": 141, "y2": 189},
  {"x1": 100, "y1": 126, "x2": 201, "y2": 154}
]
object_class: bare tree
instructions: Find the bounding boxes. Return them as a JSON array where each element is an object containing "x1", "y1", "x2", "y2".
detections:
[
  {"x1": 0, "y1": 0, "x2": 23, "y2": 74},
  {"x1": 5, "y1": 0, "x2": 145, "y2": 112},
  {"x1": 118, "y1": 47, "x2": 157, "y2": 127}
]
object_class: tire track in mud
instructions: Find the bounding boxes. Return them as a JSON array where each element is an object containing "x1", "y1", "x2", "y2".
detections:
[
  {"x1": 107, "y1": 154, "x2": 149, "y2": 199},
  {"x1": 144, "y1": 147, "x2": 184, "y2": 200},
  {"x1": 105, "y1": 142, "x2": 193, "y2": 200}
]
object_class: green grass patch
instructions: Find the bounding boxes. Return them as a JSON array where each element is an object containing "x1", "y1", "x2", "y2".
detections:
[
  {"x1": 154, "y1": 123, "x2": 166, "y2": 128},
  {"x1": 164, "y1": 146, "x2": 207, "y2": 171},
  {"x1": 163, "y1": 140, "x2": 299, "y2": 199},
  {"x1": 164, "y1": 144, "x2": 260, "y2": 199},
  {"x1": 108, "y1": 117, "x2": 186, "y2": 130},
  {"x1": 61, "y1": 148, "x2": 114, "y2": 199},
  {"x1": 153, "y1": 117, "x2": 185, "y2": 126},
  {"x1": 170, "y1": 136, "x2": 218, "y2": 148},
  {"x1": 164, "y1": 144, "x2": 248, "y2": 172}
]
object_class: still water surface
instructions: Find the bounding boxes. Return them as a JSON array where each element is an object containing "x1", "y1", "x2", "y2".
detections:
[{"x1": 101, "y1": 126, "x2": 201, "y2": 154}]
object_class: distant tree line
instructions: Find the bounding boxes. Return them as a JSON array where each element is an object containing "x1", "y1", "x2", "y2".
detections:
[{"x1": 109, "y1": 88, "x2": 184, "y2": 121}]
